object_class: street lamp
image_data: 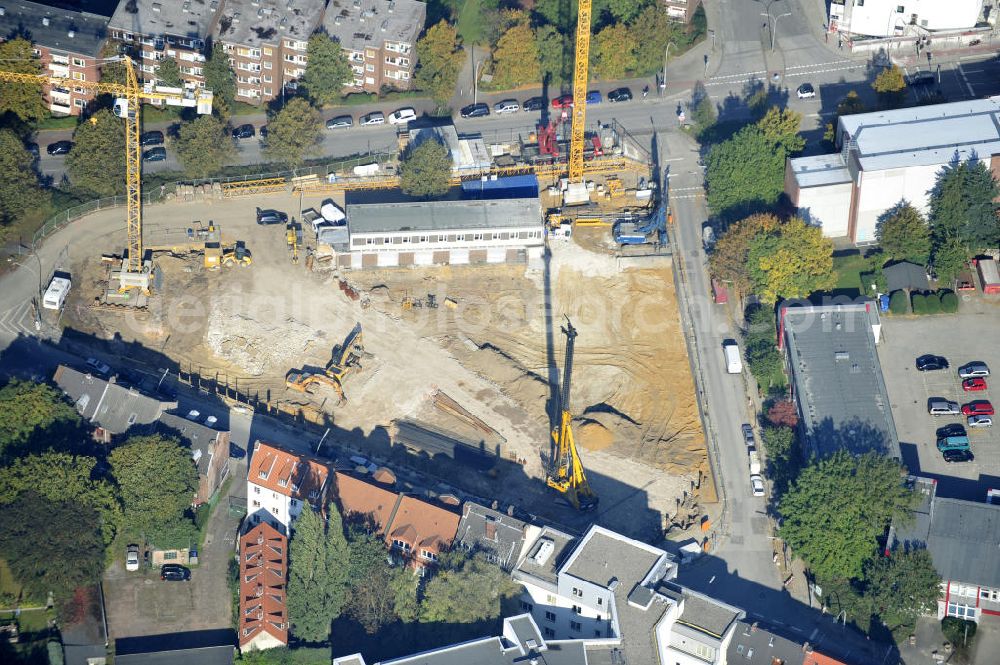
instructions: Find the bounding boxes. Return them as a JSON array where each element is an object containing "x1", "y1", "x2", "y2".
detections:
[
  {"x1": 761, "y1": 11, "x2": 792, "y2": 53},
  {"x1": 662, "y1": 42, "x2": 676, "y2": 95}
]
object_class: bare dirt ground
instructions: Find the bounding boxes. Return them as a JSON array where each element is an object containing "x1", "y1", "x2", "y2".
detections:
[{"x1": 62, "y1": 193, "x2": 709, "y2": 540}]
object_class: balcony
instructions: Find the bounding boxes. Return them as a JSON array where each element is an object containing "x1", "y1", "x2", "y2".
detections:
[{"x1": 50, "y1": 100, "x2": 72, "y2": 115}]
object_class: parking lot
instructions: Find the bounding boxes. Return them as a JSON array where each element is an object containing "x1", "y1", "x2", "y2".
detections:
[{"x1": 878, "y1": 305, "x2": 1000, "y2": 500}]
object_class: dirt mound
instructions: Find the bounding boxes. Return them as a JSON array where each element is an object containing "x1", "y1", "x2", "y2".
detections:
[{"x1": 576, "y1": 419, "x2": 614, "y2": 451}]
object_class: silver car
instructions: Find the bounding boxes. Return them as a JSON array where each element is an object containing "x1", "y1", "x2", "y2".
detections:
[
  {"x1": 750, "y1": 474, "x2": 765, "y2": 497},
  {"x1": 968, "y1": 415, "x2": 993, "y2": 428},
  {"x1": 959, "y1": 362, "x2": 990, "y2": 379},
  {"x1": 360, "y1": 111, "x2": 385, "y2": 125}
]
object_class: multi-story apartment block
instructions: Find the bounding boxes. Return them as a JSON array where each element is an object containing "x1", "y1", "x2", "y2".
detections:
[
  {"x1": 0, "y1": 1, "x2": 110, "y2": 115},
  {"x1": 213, "y1": 0, "x2": 326, "y2": 104},
  {"x1": 108, "y1": 0, "x2": 221, "y2": 89},
  {"x1": 246, "y1": 441, "x2": 330, "y2": 535},
  {"x1": 238, "y1": 522, "x2": 288, "y2": 652},
  {"x1": 829, "y1": 0, "x2": 986, "y2": 37},
  {"x1": 321, "y1": 0, "x2": 426, "y2": 93}
]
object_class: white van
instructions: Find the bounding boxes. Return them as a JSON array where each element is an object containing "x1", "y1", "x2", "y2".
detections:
[
  {"x1": 494, "y1": 100, "x2": 520, "y2": 114},
  {"x1": 723, "y1": 340, "x2": 742, "y2": 374},
  {"x1": 42, "y1": 276, "x2": 71, "y2": 310}
]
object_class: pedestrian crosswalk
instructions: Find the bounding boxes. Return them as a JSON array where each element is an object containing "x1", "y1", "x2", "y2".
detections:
[{"x1": 0, "y1": 300, "x2": 37, "y2": 338}]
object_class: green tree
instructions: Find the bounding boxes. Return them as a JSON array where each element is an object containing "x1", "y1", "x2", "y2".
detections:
[
  {"x1": 778, "y1": 451, "x2": 917, "y2": 580},
  {"x1": 592, "y1": 24, "x2": 637, "y2": 80},
  {"x1": 262, "y1": 97, "x2": 324, "y2": 167},
  {"x1": 932, "y1": 236, "x2": 970, "y2": 285},
  {"x1": 876, "y1": 202, "x2": 932, "y2": 265},
  {"x1": 109, "y1": 435, "x2": 198, "y2": 544},
  {"x1": 420, "y1": 553, "x2": 519, "y2": 624},
  {"x1": 862, "y1": 549, "x2": 940, "y2": 636},
  {"x1": 929, "y1": 160, "x2": 1000, "y2": 249},
  {"x1": 608, "y1": 0, "x2": 652, "y2": 22},
  {"x1": 709, "y1": 213, "x2": 781, "y2": 294},
  {"x1": 823, "y1": 91, "x2": 866, "y2": 144},
  {"x1": 690, "y1": 96, "x2": 716, "y2": 138},
  {"x1": 156, "y1": 57, "x2": 183, "y2": 87},
  {"x1": 939, "y1": 290, "x2": 959, "y2": 313},
  {"x1": 66, "y1": 108, "x2": 126, "y2": 196},
  {"x1": 630, "y1": 6, "x2": 683, "y2": 76},
  {"x1": 0, "y1": 492, "x2": 104, "y2": 602},
  {"x1": 0, "y1": 452, "x2": 122, "y2": 546},
  {"x1": 204, "y1": 42, "x2": 237, "y2": 119},
  {"x1": 766, "y1": 400, "x2": 799, "y2": 428},
  {"x1": 491, "y1": 23, "x2": 541, "y2": 89},
  {"x1": 302, "y1": 33, "x2": 352, "y2": 105},
  {"x1": 757, "y1": 106, "x2": 805, "y2": 154},
  {"x1": 175, "y1": 114, "x2": 237, "y2": 178},
  {"x1": 761, "y1": 426, "x2": 799, "y2": 496},
  {"x1": 705, "y1": 124, "x2": 787, "y2": 220},
  {"x1": 535, "y1": 25, "x2": 569, "y2": 84},
  {"x1": 0, "y1": 380, "x2": 85, "y2": 460},
  {"x1": 287, "y1": 503, "x2": 350, "y2": 643},
  {"x1": 415, "y1": 21, "x2": 464, "y2": 105},
  {"x1": 99, "y1": 43, "x2": 128, "y2": 87},
  {"x1": 0, "y1": 130, "x2": 49, "y2": 227},
  {"x1": 748, "y1": 217, "x2": 835, "y2": 302},
  {"x1": 0, "y1": 38, "x2": 47, "y2": 123},
  {"x1": 872, "y1": 65, "x2": 906, "y2": 107},
  {"x1": 236, "y1": 647, "x2": 333, "y2": 664},
  {"x1": 388, "y1": 565, "x2": 421, "y2": 622},
  {"x1": 400, "y1": 139, "x2": 452, "y2": 198},
  {"x1": 345, "y1": 534, "x2": 399, "y2": 633}
]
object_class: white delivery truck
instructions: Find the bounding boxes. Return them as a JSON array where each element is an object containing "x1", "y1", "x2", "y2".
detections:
[
  {"x1": 748, "y1": 448, "x2": 761, "y2": 475},
  {"x1": 42, "y1": 275, "x2": 71, "y2": 311},
  {"x1": 723, "y1": 340, "x2": 743, "y2": 374}
]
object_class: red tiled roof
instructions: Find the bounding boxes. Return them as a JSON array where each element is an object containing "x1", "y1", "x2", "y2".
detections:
[
  {"x1": 385, "y1": 495, "x2": 460, "y2": 559},
  {"x1": 803, "y1": 652, "x2": 851, "y2": 665},
  {"x1": 334, "y1": 471, "x2": 402, "y2": 533},
  {"x1": 238, "y1": 522, "x2": 288, "y2": 649},
  {"x1": 249, "y1": 442, "x2": 329, "y2": 503}
]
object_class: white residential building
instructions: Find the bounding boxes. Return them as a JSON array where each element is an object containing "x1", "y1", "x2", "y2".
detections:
[
  {"x1": 829, "y1": 0, "x2": 986, "y2": 37},
  {"x1": 246, "y1": 441, "x2": 330, "y2": 535}
]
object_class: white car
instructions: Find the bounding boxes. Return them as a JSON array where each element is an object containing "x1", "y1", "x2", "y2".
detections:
[
  {"x1": 958, "y1": 362, "x2": 990, "y2": 379},
  {"x1": 388, "y1": 107, "x2": 416, "y2": 125},
  {"x1": 796, "y1": 83, "x2": 816, "y2": 99},
  {"x1": 968, "y1": 415, "x2": 993, "y2": 428},
  {"x1": 360, "y1": 112, "x2": 385, "y2": 126},
  {"x1": 750, "y1": 474, "x2": 765, "y2": 497},
  {"x1": 494, "y1": 99, "x2": 520, "y2": 114},
  {"x1": 85, "y1": 357, "x2": 111, "y2": 376},
  {"x1": 125, "y1": 544, "x2": 140, "y2": 572}
]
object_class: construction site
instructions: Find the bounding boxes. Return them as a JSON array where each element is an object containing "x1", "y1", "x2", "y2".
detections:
[{"x1": 9, "y1": 31, "x2": 716, "y2": 543}]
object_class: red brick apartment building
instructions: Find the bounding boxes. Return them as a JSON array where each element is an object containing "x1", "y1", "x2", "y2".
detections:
[
  {"x1": 108, "y1": 0, "x2": 219, "y2": 89},
  {"x1": 321, "y1": 0, "x2": 425, "y2": 93},
  {"x1": 0, "y1": 1, "x2": 110, "y2": 115},
  {"x1": 213, "y1": 0, "x2": 326, "y2": 104},
  {"x1": 238, "y1": 522, "x2": 288, "y2": 653}
]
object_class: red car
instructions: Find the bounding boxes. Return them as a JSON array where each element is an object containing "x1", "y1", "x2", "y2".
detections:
[
  {"x1": 963, "y1": 377, "x2": 988, "y2": 392},
  {"x1": 551, "y1": 94, "x2": 574, "y2": 109},
  {"x1": 961, "y1": 400, "x2": 995, "y2": 416}
]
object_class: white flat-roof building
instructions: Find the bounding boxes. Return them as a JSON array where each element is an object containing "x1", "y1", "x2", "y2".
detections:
[
  {"x1": 786, "y1": 97, "x2": 1000, "y2": 243},
  {"x1": 829, "y1": 0, "x2": 986, "y2": 38}
]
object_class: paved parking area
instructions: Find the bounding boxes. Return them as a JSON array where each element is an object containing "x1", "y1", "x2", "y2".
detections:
[{"x1": 878, "y1": 307, "x2": 1000, "y2": 500}]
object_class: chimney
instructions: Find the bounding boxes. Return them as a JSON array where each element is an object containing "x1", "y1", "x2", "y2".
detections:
[
  {"x1": 751, "y1": 622, "x2": 758, "y2": 632},
  {"x1": 68, "y1": 30, "x2": 75, "y2": 38},
  {"x1": 42, "y1": 16, "x2": 50, "y2": 26}
]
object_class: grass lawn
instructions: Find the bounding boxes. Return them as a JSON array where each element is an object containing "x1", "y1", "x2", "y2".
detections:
[
  {"x1": 140, "y1": 104, "x2": 184, "y2": 123},
  {"x1": 456, "y1": 0, "x2": 487, "y2": 45},
  {"x1": 35, "y1": 114, "x2": 79, "y2": 131},
  {"x1": 831, "y1": 250, "x2": 868, "y2": 295},
  {"x1": 232, "y1": 101, "x2": 263, "y2": 117}
]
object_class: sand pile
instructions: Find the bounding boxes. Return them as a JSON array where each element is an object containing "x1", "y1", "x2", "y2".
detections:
[{"x1": 205, "y1": 304, "x2": 328, "y2": 376}]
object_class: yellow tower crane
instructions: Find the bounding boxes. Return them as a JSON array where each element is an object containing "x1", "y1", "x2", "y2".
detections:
[
  {"x1": 568, "y1": 0, "x2": 593, "y2": 184},
  {"x1": 0, "y1": 57, "x2": 212, "y2": 293},
  {"x1": 547, "y1": 319, "x2": 598, "y2": 511}
]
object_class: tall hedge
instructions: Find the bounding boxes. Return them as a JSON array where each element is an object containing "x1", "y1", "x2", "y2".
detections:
[
  {"x1": 911, "y1": 292, "x2": 927, "y2": 314},
  {"x1": 939, "y1": 290, "x2": 959, "y2": 313},
  {"x1": 889, "y1": 290, "x2": 908, "y2": 314}
]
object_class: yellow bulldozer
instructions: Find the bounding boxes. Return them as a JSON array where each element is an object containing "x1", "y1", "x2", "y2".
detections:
[
  {"x1": 286, "y1": 322, "x2": 365, "y2": 401},
  {"x1": 221, "y1": 241, "x2": 252, "y2": 267}
]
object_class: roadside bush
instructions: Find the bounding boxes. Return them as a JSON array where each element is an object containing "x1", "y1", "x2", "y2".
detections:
[
  {"x1": 923, "y1": 292, "x2": 940, "y2": 314},
  {"x1": 911, "y1": 292, "x2": 927, "y2": 314},
  {"x1": 939, "y1": 289, "x2": 959, "y2": 313},
  {"x1": 888, "y1": 290, "x2": 908, "y2": 314},
  {"x1": 941, "y1": 616, "x2": 976, "y2": 652}
]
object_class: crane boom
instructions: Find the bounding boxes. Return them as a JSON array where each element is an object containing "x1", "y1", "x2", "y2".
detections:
[{"x1": 568, "y1": 0, "x2": 592, "y2": 183}]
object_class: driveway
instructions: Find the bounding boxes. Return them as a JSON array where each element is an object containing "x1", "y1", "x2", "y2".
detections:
[{"x1": 102, "y1": 459, "x2": 245, "y2": 639}]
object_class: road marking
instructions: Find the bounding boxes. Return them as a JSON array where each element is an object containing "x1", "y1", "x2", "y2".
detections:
[
  {"x1": 785, "y1": 59, "x2": 853, "y2": 71},
  {"x1": 671, "y1": 193, "x2": 704, "y2": 200},
  {"x1": 963, "y1": 69, "x2": 985, "y2": 74},
  {"x1": 957, "y1": 64, "x2": 977, "y2": 97},
  {"x1": 671, "y1": 186, "x2": 703, "y2": 191}
]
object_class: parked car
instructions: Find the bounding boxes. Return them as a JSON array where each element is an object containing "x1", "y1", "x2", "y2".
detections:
[
  {"x1": 326, "y1": 115, "x2": 353, "y2": 129},
  {"x1": 968, "y1": 415, "x2": 993, "y2": 428},
  {"x1": 551, "y1": 94, "x2": 574, "y2": 109},
  {"x1": 963, "y1": 377, "x2": 988, "y2": 392},
  {"x1": 943, "y1": 449, "x2": 975, "y2": 463},
  {"x1": 907, "y1": 71, "x2": 935, "y2": 86},
  {"x1": 125, "y1": 544, "x2": 140, "y2": 572},
  {"x1": 928, "y1": 399, "x2": 961, "y2": 416},
  {"x1": 142, "y1": 147, "x2": 167, "y2": 162},
  {"x1": 741, "y1": 423, "x2": 755, "y2": 447},
  {"x1": 231, "y1": 123, "x2": 255, "y2": 139},
  {"x1": 388, "y1": 107, "x2": 417, "y2": 125},
  {"x1": 46, "y1": 140, "x2": 73, "y2": 155},
  {"x1": 959, "y1": 362, "x2": 990, "y2": 378},
  {"x1": 936, "y1": 423, "x2": 966, "y2": 438},
  {"x1": 229, "y1": 443, "x2": 246, "y2": 459},
  {"x1": 916, "y1": 354, "x2": 948, "y2": 371},
  {"x1": 585, "y1": 90, "x2": 602, "y2": 105},
  {"x1": 522, "y1": 97, "x2": 544, "y2": 112},
  {"x1": 494, "y1": 99, "x2": 520, "y2": 114},
  {"x1": 360, "y1": 111, "x2": 385, "y2": 125},
  {"x1": 750, "y1": 474, "x2": 765, "y2": 497},
  {"x1": 796, "y1": 83, "x2": 816, "y2": 99},
  {"x1": 608, "y1": 87, "x2": 633, "y2": 103},
  {"x1": 160, "y1": 564, "x2": 191, "y2": 581},
  {"x1": 86, "y1": 357, "x2": 111, "y2": 376},
  {"x1": 256, "y1": 207, "x2": 288, "y2": 225},
  {"x1": 962, "y1": 400, "x2": 994, "y2": 416},
  {"x1": 140, "y1": 130, "x2": 164, "y2": 146},
  {"x1": 259, "y1": 125, "x2": 268, "y2": 138},
  {"x1": 460, "y1": 102, "x2": 489, "y2": 118}
]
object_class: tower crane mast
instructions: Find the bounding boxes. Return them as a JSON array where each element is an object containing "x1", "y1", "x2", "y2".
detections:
[{"x1": 568, "y1": 0, "x2": 593, "y2": 184}]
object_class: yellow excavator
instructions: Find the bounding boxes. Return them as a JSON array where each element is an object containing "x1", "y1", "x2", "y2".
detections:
[
  {"x1": 222, "y1": 241, "x2": 252, "y2": 267},
  {"x1": 547, "y1": 319, "x2": 598, "y2": 511},
  {"x1": 286, "y1": 323, "x2": 365, "y2": 401}
]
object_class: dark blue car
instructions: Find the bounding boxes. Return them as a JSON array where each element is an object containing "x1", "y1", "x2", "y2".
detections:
[{"x1": 585, "y1": 90, "x2": 602, "y2": 105}]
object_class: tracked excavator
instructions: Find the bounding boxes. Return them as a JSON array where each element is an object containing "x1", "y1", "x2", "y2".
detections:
[
  {"x1": 546, "y1": 319, "x2": 598, "y2": 511},
  {"x1": 286, "y1": 323, "x2": 365, "y2": 401}
]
